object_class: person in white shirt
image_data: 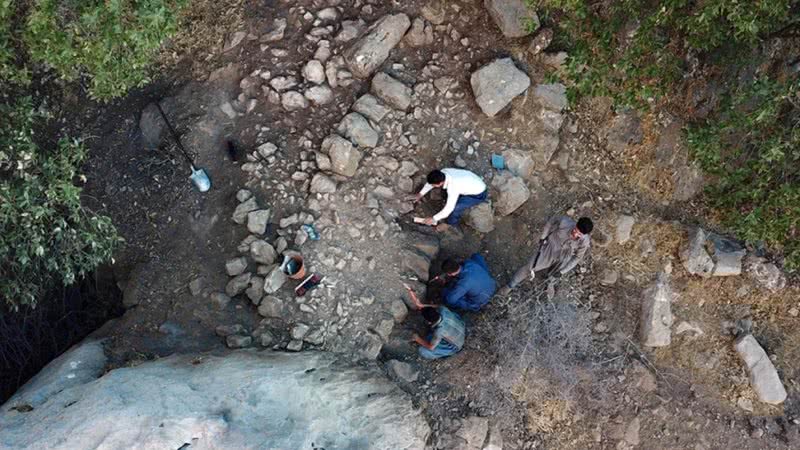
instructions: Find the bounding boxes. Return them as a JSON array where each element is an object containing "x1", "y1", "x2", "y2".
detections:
[{"x1": 412, "y1": 168, "x2": 488, "y2": 230}]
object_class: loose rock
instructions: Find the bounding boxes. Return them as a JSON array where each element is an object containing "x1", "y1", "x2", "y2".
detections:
[
  {"x1": 529, "y1": 83, "x2": 567, "y2": 166},
  {"x1": 471, "y1": 58, "x2": 531, "y2": 117},
  {"x1": 257, "y1": 295, "x2": 284, "y2": 318},
  {"x1": 246, "y1": 276, "x2": 265, "y2": 304},
  {"x1": 456, "y1": 416, "x2": 489, "y2": 450},
  {"x1": 745, "y1": 256, "x2": 786, "y2": 292},
  {"x1": 337, "y1": 112, "x2": 379, "y2": 147},
  {"x1": 615, "y1": 215, "x2": 635, "y2": 244},
  {"x1": 303, "y1": 60, "x2": 326, "y2": 84},
  {"x1": 310, "y1": 173, "x2": 337, "y2": 193},
  {"x1": 485, "y1": 0, "x2": 539, "y2": 38},
  {"x1": 322, "y1": 134, "x2": 362, "y2": 177},
  {"x1": 233, "y1": 197, "x2": 259, "y2": 224},
  {"x1": 639, "y1": 271, "x2": 673, "y2": 347},
  {"x1": 492, "y1": 172, "x2": 530, "y2": 216},
  {"x1": 226, "y1": 335, "x2": 252, "y2": 349},
  {"x1": 734, "y1": 334, "x2": 787, "y2": 404},
  {"x1": 680, "y1": 228, "x2": 714, "y2": 277},
  {"x1": 225, "y1": 272, "x2": 252, "y2": 297},
  {"x1": 304, "y1": 85, "x2": 334, "y2": 105},
  {"x1": 263, "y1": 265, "x2": 287, "y2": 294},
  {"x1": 345, "y1": 14, "x2": 411, "y2": 78},
  {"x1": 247, "y1": 209, "x2": 272, "y2": 235},
  {"x1": 225, "y1": 257, "x2": 248, "y2": 276},
  {"x1": 404, "y1": 17, "x2": 434, "y2": 47},
  {"x1": 371, "y1": 72, "x2": 413, "y2": 111},
  {"x1": 465, "y1": 201, "x2": 495, "y2": 233},
  {"x1": 250, "y1": 240, "x2": 277, "y2": 265},
  {"x1": 353, "y1": 94, "x2": 390, "y2": 123},
  {"x1": 387, "y1": 360, "x2": 419, "y2": 382},
  {"x1": 281, "y1": 91, "x2": 309, "y2": 111}
]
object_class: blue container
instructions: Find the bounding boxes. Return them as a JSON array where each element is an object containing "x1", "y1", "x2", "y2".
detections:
[
  {"x1": 491, "y1": 154, "x2": 505, "y2": 170},
  {"x1": 302, "y1": 224, "x2": 320, "y2": 240}
]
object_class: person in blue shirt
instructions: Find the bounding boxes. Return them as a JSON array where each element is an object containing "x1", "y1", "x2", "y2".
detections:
[{"x1": 439, "y1": 254, "x2": 497, "y2": 312}]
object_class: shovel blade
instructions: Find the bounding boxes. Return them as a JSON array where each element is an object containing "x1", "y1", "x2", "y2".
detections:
[{"x1": 190, "y1": 167, "x2": 211, "y2": 192}]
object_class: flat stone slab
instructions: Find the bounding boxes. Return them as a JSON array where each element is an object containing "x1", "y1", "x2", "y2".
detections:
[{"x1": 471, "y1": 57, "x2": 530, "y2": 117}]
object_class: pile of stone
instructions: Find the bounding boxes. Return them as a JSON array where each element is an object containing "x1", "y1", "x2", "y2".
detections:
[{"x1": 680, "y1": 227, "x2": 746, "y2": 277}]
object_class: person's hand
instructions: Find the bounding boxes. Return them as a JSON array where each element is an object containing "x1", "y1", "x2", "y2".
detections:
[
  {"x1": 410, "y1": 333, "x2": 421, "y2": 343},
  {"x1": 423, "y1": 217, "x2": 435, "y2": 226}
]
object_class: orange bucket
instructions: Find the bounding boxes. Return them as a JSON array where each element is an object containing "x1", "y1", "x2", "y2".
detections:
[{"x1": 283, "y1": 254, "x2": 306, "y2": 280}]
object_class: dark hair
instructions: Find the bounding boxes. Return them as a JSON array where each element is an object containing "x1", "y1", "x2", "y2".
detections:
[
  {"x1": 441, "y1": 259, "x2": 461, "y2": 274},
  {"x1": 421, "y1": 307, "x2": 440, "y2": 323},
  {"x1": 427, "y1": 170, "x2": 445, "y2": 185},
  {"x1": 577, "y1": 217, "x2": 594, "y2": 234}
]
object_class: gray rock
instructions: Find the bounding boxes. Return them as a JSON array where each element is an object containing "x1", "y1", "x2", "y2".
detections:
[
  {"x1": 302, "y1": 60, "x2": 326, "y2": 84},
  {"x1": 639, "y1": 271, "x2": 673, "y2": 347},
  {"x1": 317, "y1": 7, "x2": 339, "y2": 21},
  {"x1": 465, "y1": 201, "x2": 495, "y2": 233},
  {"x1": 606, "y1": 108, "x2": 643, "y2": 154},
  {"x1": 371, "y1": 72, "x2": 413, "y2": 111},
  {"x1": 304, "y1": 328, "x2": 325, "y2": 346},
  {"x1": 358, "y1": 332, "x2": 384, "y2": 360},
  {"x1": 188, "y1": 277, "x2": 204, "y2": 296},
  {"x1": 708, "y1": 234, "x2": 745, "y2": 276},
  {"x1": 672, "y1": 163, "x2": 705, "y2": 201},
  {"x1": 291, "y1": 323, "x2": 311, "y2": 340},
  {"x1": 225, "y1": 272, "x2": 252, "y2": 297},
  {"x1": 310, "y1": 173, "x2": 337, "y2": 193},
  {"x1": 236, "y1": 189, "x2": 252, "y2": 202},
  {"x1": 139, "y1": 103, "x2": 165, "y2": 149},
  {"x1": 404, "y1": 17, "x2": 434, "y2": 47},
  {"x1": 471, "y1": 58, "x2": 531, "y2": 117},
  {"x1": 533, "y1": 82, "x2": 568, "y2": 111},
  {"x1": 615, "y1": 215, "x2": 635, "y2": 244},
  {"x1": 502, "y1": 149, "x2": 535, "y2": 179},
  {"x1": 390, "y1": 300, "x2": 408, "y2": 323},
  {"x1": 345, "y1": 13, "x2": 411, "y2": 78},
  {"x1": 387, "y1": 360, "x2": 419, "y2": 382},
  {"x1": 246, "y1": 276, "x2": 265, "y2": 304},
  {"x1": 402, "y1": 249, "x2": 431, "y2": 282},
  {"x1": 492, "y1": 172, "x2": 530, "y2": 216},
  {"x1": 529, "y1": 86, "x2": 566, "y2": 166},
  {"x1": 226, "y1": 335, "x2": 252, "y2": 348},
  {"x1": 529, "y1": 27, "x2": 553, "y2": 54},
  {"x1": 210, "y1": 292, "x2": 231, "y2": 310},
  {"x1": 250, "y1": 240, "x2": 277, "y2": 265},
  {"x1": 372, "y1": 319, "x2": 394, "y2": 341},
  {"x1": 281, "y1": 91, "x2": 309, "y2": 111},
  {"x1": 745, "y1": 256, "x2": 786, "y2": 292},
  {"x1": 600, "y1": 269, "x2": 619, "y2": 286},
  {"x1": 457, "y1": 416, "x2": 489, "y2": 450},
  {"x1": 216, "y1": 324, "x2": 246, "y2": 337},
  {"x1": 322, "y1": 134, "x2": 362, "y2": 177},
  {"x1": 0, "y1": 347, "x2": 430, "y2": 449},
  {"x1": 735, "y1": 334, "x2": 787, "y2": 404},
  {"x1": 336, "y1": 19, "x2": 366, "y2": 42},
  {"x1": 225, "y1": 257, "x2": 248, "y2": 276},
  {"x1": 680, "y1": 228, "x2": 714, "y2": 277},
  {"x1": 269, "y1": 75, "x2": 298, "y2": 91},
  {"x1": 315, "y1": 152, "x2": 332, "y2": 171},
  {"x1": 421, "y1": 1, "x2": 446, "y2": 25},
  {"x1": 256, "y1": 330, "x2": 275, "y2": 347},
  {"x1": 223, "y1": 31, "x2": 247, "y2": 52},
  {"x1": 353, "y1": 94, "x2": 390, "y2": 123},
  {"x1": 263, "y1": 265, "x2": 287, "y2": 294},
  {"x1": 484, "y1": 421, "x2": 504, "y2": 450},
  {"x1": 485, "y1": 0, "x2": 539, "y2": 38},
  {"x1": 262, "y1": 18, "x2": 286, "y2": 42},
  {"x1": 257, "y1": 295, "x2": 284, "y2": 318},
  {"x1": 247, "y1": 209, "x2": 272, "y2": 235},
  {"x1": 337, "y1": 112, "x2": 379, "y2": 147},
  {"x1": 286, "y1": 340, "x2": 303, "y2": 352},
  {"x1": 233, "y1": 197, "x2": 259, "y2": 224},
  {"x1": 304, "y1": 85, "x2": 334, "y2": 105}
]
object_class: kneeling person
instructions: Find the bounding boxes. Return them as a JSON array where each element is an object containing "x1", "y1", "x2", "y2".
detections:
[
  {"x1": 441, "y1": 254, "x2": 497, "y2": 312},
  {"x1": 413, "y1": 306, "x2": 466, "y2": 360},
  {"x1": 413, "y1": 168, "x2": 488, "y2": 230}
]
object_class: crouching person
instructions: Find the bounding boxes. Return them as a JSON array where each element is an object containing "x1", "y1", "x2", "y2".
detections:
[
  {"x1": 404, "y1": 283, "x2": 466, "y2": 360},
  {"x1": 414, "y1": 307, "x2": 465, "y2": 360}
]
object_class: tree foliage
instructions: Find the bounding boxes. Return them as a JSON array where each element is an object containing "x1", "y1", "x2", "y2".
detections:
[{"x1": 0, "y1": 98, "x2": 121, "y2": 308}]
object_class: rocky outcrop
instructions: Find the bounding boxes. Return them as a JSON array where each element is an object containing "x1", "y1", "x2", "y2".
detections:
[
  {"x1": 471, "y1": 58, "x2": 531, "y2": 117},
  {"x1": 0, "y1": 342, "x2": 430, "y2": 449},
  {"x1": 345, "y1": 13, "x2": 411, "y2": 78},
  {"x1": 734, "y1": 334, "x2": 787, "y2": 404}
]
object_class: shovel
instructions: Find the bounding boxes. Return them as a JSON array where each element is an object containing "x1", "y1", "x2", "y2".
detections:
[{"x1": 155, "y1": 103, "x2": 211, "y2": 192}]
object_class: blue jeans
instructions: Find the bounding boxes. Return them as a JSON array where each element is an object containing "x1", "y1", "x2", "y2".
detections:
[
  {"x1": 446, "y1": 190, "x2": 488, "y2": 225},
  {"x1": 418, "y1": 334, "x2": 461, "y2": 359}
]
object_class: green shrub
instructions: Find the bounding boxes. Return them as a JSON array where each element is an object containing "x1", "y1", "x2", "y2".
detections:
[
  {"x1": 535, "y1": 0, "x2": 798, "y2": 108},
  {"x1": 0, "y1": 98, "x2": 121, "y2": 308},
  {"x1": 687, "y1": 78, "x2": 800, "y2": 271},
  {"x1": 24, "y1": 0, "x2": 186, "y2": 100},
  {"x1": 0, "y1": 0, "x2": 29, "y2": 85}
]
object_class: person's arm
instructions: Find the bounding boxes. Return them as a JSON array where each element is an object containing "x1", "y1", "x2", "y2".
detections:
[
  {"x1": 540, "y1": 216, "x2": 562, "y2": 240},
  {"x1": 443, "y1": 282, "x2": 469, "y2": 310},
  {"x1": 411, "y1": 333, "x2": 436, "y2": 349},
  {"x1": 418, "y1": 183, "x2": 434, "y2": 197},
  {"x1": 432, "y1": 191, "x2": 460, "y2": 222},
  {"x1": 403, "y1": 283, "x2": 436, "y2": 309},
  {"x1": 559, "y1": 238, "x2": 590, "y2": 274}
]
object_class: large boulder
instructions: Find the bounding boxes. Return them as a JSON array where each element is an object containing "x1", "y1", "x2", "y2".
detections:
[
  {"x1": 502, "y1": 149, "x2": 535, "y2": 179},
  {"x1": 466, "y1": 201, "x2": 495, "y2": 233},
  {"x1": 529, "y1": 83, "x2": 567, "y2": 166},
  {"x1": 734, "y1": 334, "x2": 787, "y2": 404},
  {"x1": 471, "y1": 58, "x2": 531, "y2": 117},
  {"x1": 491, "y1": 172, "x2": 530, "y2": 216},
  {"x1": 0, "y1": 343, "x2": 430, "y2": 449},
  {"x1": 484, "y1": 0, "x2": 539, "y2": 38},
  {"x1": 322, "y1": 134, "x2": 362, "y2": 177},
  {"x1": 337, "y1": 112, "x2": 379, "y2": 148},
  {"x1": 639, "y1": 271, "x2": 673, "y2": 347},
  {"x1": 345, "y1": 13, "x2": 411, "y2": 78},
  {"x1": 371, "y1": 72, "x2": 413, "y2": 111}
]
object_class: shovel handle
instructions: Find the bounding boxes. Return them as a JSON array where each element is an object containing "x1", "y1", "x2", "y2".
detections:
[{"x1": 155, "y1": 102, "x2": 195, "y2": 168}]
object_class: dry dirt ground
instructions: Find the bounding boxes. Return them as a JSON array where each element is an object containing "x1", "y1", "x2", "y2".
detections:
[{"x1": 66, "y1": 0, "x2": 800, "y2": 448}]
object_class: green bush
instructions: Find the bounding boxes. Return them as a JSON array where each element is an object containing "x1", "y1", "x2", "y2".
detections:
[
  {"x1": 0, "y1": 98, "x2": 121, "y2": 308},
  {"x1": 687, "y1": 79, "x2": 800, "y2": 271},
  {"x1": 0, "y1": 0, "x2": 29, "y2": 85},
  {"x1": 535, "y1": 0, "x2": 798, "y2": 108},
  {"x1": 24, "y1": 0, "x2": 185, "y2": 100}
]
